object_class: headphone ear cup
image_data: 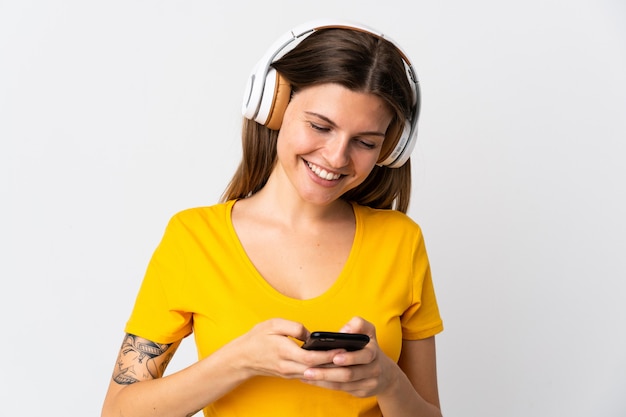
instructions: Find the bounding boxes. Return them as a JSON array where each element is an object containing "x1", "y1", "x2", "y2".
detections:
[
  {"x1": 379, "y1": 118, "x2": 415, "y2": 168},
  {"x1": 255, "y1": 68, "x2": 291, "y2": 130},
  {"x1": 265, "y1": 72, "x2": 291, "y2": 130},
  {"x1": 390, "y1": 118, "x2": 417, "y2": 168}
]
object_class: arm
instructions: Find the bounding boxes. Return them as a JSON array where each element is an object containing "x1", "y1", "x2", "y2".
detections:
[
  {"x1": 101, "y1": 320, "x2": 345, "y2": 417},
  {"x1": 377, "y1": 337, "x2": 442, "y2": 417},
  {"x1": 301, "y1": 317, "x2": 442, "y2": 417},
  {"x1": 101, "y1": 334, "x2": 223, "y2": 417}
]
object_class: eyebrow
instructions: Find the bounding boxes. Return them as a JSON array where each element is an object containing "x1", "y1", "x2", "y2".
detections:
[{"x1": 304, "y1": 111, "x2": 387, "y2": 137}]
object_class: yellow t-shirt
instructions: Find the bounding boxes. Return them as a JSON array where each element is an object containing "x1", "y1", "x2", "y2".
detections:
[{"x1": 126, "y1": 200, "x2": 443, "y2": 417}]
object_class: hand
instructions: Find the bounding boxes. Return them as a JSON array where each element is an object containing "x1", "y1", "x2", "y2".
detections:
[
  {"x1": 300, "y1": 317, "x2": 399, "y2": 398},
  {"x1": 229, "y1": 318, "x2": 347, "y2": 380}
]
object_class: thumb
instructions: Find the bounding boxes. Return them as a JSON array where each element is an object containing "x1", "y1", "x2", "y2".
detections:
[{"x1": 339, "y1": 316, "x2": 376, "y2": 338}]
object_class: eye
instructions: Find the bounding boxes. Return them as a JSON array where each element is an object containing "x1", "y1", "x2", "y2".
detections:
[
  {"x1": 355, "y1": 138, "x2": 377, "y2": 150},
  {"x1": 308, "y1": 122, "x2": 330, "y2": 132}
]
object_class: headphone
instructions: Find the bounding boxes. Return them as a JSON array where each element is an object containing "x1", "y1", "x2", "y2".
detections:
[{"x1": 241, "y1": 19, "x2": 420, "y2": 168}]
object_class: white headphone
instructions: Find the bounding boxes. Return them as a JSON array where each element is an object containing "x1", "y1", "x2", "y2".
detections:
[{"x1": 241, "y1": 19, "x2": 420, "y2": 168}]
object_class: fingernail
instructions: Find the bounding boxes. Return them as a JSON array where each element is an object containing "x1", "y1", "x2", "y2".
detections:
[{"x1": 303, "y1": 369, "x2": 315, "y2": 379}]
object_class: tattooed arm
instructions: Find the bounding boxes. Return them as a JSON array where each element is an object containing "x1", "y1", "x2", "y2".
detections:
[
  {"x1": 113, "y1": 334, "x2": 178, "y2": 385},
  {"x1": 101, "y1": 334, "x2": 205, "y2": 417},
  {"x1": 101, "y1": 320, "x2": 345, "y2": 417}
]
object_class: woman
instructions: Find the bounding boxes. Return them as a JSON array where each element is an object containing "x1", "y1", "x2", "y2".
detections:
[{"x1": 101, "y1": 19, "x2": 444, "y2": 417}]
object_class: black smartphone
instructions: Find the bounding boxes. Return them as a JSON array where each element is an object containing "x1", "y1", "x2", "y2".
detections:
[{"x1": 301, "y1": 331, "x2": 370, "y2": 351}]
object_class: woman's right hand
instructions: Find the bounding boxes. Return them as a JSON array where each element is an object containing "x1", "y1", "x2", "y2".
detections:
[{"x1": 228, "y1": 318, "x2": 343, "y2": 380}]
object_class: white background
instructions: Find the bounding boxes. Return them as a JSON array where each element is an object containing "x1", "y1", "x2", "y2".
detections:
[{"x1": 1, "y1": 1, "x2": 625, "y2": 416}]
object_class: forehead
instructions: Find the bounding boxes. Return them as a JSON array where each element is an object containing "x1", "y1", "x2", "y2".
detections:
[{"x1": 292, "y1": 83, "x2": 393, "y2": 127}]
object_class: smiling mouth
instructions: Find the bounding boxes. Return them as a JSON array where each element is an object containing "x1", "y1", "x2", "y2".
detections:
[{"x1": 306, "y1": 161, "x2": 342, "y2": 181}]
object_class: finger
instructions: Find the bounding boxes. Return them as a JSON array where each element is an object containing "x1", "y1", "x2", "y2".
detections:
[
  {"x1": 302, "y1": 378, "x2": 377, "y2": 398},
  {"x1": 331, "y1": 347, "x2": 375, "y2": 367},
  {"x1": 339, "y1": 317, "x2": 376, "y2": 339},
  {"x1": 259, "y1": 318, "x2": 310, "y2": 342},
  {"x1": 302, "y1": 363, "x2": 382, "y2": 398},
  {"x1": 303, "y1": 363, "x2": 370, "y2": 384},
  {"x1": 299, "y1": 348, "x2": 347, "y2": 367}
]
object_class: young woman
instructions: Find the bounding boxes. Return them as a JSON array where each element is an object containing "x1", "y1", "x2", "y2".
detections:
[{"x1": 101, "y1": 19, "x2": 444, "y2": 417}]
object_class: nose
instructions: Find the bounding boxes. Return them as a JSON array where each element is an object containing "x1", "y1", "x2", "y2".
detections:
[{"x1": 323, "y1": 135, "x2": 350, "y2": 168}]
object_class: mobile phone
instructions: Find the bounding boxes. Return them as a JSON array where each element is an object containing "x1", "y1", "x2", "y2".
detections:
[{"x1": 301, "y1": 331, "x2": 370, "y2": 351}]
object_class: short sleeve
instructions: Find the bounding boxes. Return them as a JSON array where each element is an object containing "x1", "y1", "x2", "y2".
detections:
[
  {"x1": 400, "y1": 229, "x2": 444, "y2": 340},
  {"x1": 124, "y1": 215, "x2": 194, "y2": 343}
]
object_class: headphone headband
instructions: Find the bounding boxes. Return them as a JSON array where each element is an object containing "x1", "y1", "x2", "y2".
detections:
[{"x1": 242, "y1": 19, "x2": 420, "y2": 168}]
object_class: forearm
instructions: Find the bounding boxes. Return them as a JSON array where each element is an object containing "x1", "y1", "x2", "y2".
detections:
[
  {"x1": 101, "y1": 320, "x2": 320, "y2": 417},
  {"x1": 102, "y1": 344, "x2": 249, "y2": 417},
  {"x1": 377, "y1": 365, "x2": 442, "y2": 417}
]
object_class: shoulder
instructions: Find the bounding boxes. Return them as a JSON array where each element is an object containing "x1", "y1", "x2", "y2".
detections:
[
  {"x1": 352, "y1": 204, "x2": 428, "y2": 254},
  {"x1": 168, "y1": 200, "x2": 233, "y2": 228},
  {"x1": 157, "y1": 201, "x2": 235, "y2": 245},
  {"x1": 353, "y1": 203, "x2": 422, "y2": 233},
  {"x1": 149, "y1": 201, "x2": 236, "y2": 260}
]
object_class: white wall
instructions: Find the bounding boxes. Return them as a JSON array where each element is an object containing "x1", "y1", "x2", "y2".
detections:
[{"x1": 1, "y1": 1, "x2": 624, "y2": 416}]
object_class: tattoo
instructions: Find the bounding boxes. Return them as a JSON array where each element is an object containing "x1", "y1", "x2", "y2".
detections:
[{"x1": 112, "y1": 333, "x2": 174, "y2": 385}]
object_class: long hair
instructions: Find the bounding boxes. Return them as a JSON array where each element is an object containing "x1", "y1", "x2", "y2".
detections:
[{"x1": 222, "y1": 28, "x2": 415, "y2": 212}]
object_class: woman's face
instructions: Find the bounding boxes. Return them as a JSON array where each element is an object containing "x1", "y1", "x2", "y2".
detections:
[{"x1": 273, "y1": 83, "x2": 393, "y2": 207}]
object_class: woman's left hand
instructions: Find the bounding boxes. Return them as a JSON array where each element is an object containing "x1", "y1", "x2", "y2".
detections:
[{"x1": 300, "y1": 317, "x2": 399, "y2": 398}]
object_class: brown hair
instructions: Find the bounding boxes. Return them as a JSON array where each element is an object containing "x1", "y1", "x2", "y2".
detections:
[{"x1": 222, "y1": 28, "x2": 415, "y2": 212}]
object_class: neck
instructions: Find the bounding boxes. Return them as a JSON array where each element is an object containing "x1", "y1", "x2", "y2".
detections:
[{"x1": 243, "y1": 168, "x2": 354, "y2": 228}]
